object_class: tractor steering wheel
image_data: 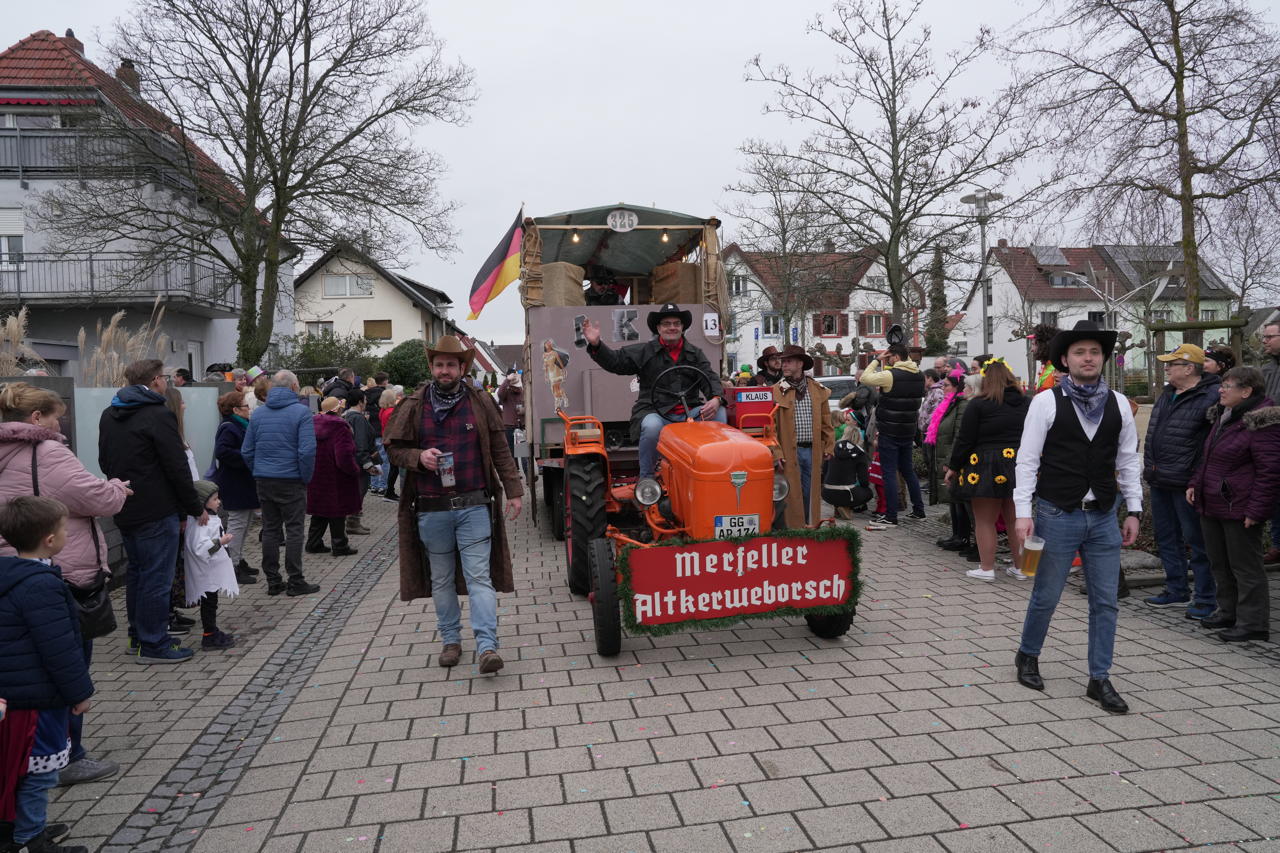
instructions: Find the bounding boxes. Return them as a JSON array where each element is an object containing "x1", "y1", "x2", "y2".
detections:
[{"x1": 650, "y1": 364, "x2": 717, "y2": 420}]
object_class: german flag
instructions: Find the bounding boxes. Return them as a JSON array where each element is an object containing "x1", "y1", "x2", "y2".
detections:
[{"x1": 467, "y1": 208, "x2": 523, "y2": 320}]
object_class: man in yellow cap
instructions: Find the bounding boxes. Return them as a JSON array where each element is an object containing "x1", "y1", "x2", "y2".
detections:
[{"x1": 1143, "y1": 343, "x2": 1220, "y2": 615}]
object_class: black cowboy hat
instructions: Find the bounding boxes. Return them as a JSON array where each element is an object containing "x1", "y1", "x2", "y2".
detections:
[
  {"x1": 756, "y1": 345, "x2": 782, "y2": 372},
  {"x1": 646, "y1": 303, "x2": 693, "y2": 335},
  {"x1": 1048, "y1": 320, "x2": 1118, "y2": 372},
  {"x1": 778, "y1": 344, "x2": 815, "y2": 372}
]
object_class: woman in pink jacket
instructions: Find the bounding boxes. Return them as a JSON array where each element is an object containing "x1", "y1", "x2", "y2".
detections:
[{"x1": 0, "y1": 382, "x2": 130, "y2": 787}]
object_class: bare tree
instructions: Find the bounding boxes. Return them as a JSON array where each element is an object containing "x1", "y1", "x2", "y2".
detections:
[
  {"x1": 725, "y1": 142, "x2": 851, "y2": 350},
  {"x1": 746, "y1": 0, "x2": 1054, "y2": 326},
  {"x1": 1204, "y1": 187, "x2": 1280, "y2": 317},
  {"x1": 1011, "y1": 0, "x2": 1280, "y2": 344},
  {"x1": 33, "y1": 0, "x2": 475, "y2": 364}
]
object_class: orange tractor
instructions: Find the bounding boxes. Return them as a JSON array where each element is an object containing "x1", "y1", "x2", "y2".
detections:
[{"x1": 517, "y1": 205, "x2": 859, "y2": 656}]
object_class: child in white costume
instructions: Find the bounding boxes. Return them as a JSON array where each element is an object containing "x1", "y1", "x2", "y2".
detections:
[{"x1": 186, "y1": 480, "x2": 239, "y2": 650}]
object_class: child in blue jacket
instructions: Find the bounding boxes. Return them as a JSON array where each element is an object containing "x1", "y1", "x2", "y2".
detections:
[{"x1": 0, "y1": 496, "x2": 94, "y2": 853}]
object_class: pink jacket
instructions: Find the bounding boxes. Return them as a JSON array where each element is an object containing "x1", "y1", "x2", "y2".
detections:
[{"x1": 0, "y1": 422, "x2": 129, "y2": 587}]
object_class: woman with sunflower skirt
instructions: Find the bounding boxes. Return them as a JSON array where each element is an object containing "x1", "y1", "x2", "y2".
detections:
[{"x1": 946, "y1": 358, "x2": 1030, "y2": 581}]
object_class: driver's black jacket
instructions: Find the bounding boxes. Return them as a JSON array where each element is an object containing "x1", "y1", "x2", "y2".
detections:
[{"x1": 587, "y1": 337, "x2": 722, "y2": 440}]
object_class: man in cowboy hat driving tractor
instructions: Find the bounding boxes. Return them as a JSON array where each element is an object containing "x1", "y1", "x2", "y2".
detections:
[{"x1": 582, "y1": 303, "x2": 727, "y2": 479}]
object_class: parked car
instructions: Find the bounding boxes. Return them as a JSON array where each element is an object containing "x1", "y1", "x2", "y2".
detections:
[{"x1": 816, "y1": 375, "x2": 859, "y2": 416}]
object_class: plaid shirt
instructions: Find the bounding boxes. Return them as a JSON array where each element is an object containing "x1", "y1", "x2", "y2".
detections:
[
  {"x1": 790, "y1": 380, "x2": 813, "y2": 444},
  {"x1": 418, "y1": 394, "x2": 485, "y2": 495}
]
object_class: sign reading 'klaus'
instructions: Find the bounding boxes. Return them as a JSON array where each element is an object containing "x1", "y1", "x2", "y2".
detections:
[{"x1": 627, "y1": 537, "x2": 852, "y2": 626}]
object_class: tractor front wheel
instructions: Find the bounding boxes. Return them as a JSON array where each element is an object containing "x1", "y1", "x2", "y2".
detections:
[
  {"x1": 588, "y1": 538, "x2": 621, "y2": 657},
  {"x1": 805, "y1": 609, "x2": 854, "y2": 639},
  {"x1": 565, "y1": 455, "x2": 606, "y2": 595}
]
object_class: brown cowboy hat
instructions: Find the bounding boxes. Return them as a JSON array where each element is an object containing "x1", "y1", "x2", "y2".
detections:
[
  {"x1": 778, "y1": 344, "x2": 814, "y2": 372},
  {"x1": 425, "y1": 335, "x2": 475, "y2": 371},
  {"x1": 756, "y1": 345, "x2": 782, "y2": 372}
]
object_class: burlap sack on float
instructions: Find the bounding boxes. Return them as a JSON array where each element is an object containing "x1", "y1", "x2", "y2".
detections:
[
  {"x1": 651, "y1": 262, "x2": 700, "y2": 304},
  {"x1": 541, "y1": 261, "x2": 586, "y2": 306}
]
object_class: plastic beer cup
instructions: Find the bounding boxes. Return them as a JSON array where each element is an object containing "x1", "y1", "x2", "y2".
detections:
[{"x1": 1021, "y1": 535, "x2": 1045, "y2": 577}]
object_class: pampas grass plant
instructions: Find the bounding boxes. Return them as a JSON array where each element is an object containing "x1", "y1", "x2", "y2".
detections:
[
  {"x1": 78, "y1": 297, "x2": 170, "y2": 387},
  {"x1": 0, "y1": 308, "x2": 47, "y2": 376}
]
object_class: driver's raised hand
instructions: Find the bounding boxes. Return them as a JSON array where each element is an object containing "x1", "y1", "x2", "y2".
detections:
[{"x1": 582, "y1": 318, "x2": 601, "y2": 347}]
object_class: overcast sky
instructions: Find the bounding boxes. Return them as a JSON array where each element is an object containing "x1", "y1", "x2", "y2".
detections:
[{"x1": 13, "y1": 0, "x2": 1036, "y2": 343}]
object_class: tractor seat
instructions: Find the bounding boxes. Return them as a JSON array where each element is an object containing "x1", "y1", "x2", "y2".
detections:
[{"x1": 571, "y1": 427, "x2": 602, "y2": 441}]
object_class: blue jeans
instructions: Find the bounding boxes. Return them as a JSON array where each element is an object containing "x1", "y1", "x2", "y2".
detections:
[
  {"x1": 121, "y1": 514, "x2": 180, "y2": 654},
  {"x1": 1149, "y1": 485, "x2": 1215, "y2": 605},
  {"x1": 878, "y1": 434, "x2": 923, "y2": 522},
  {"x1": 796, "y1": 446, "x2": 813, "y2": 523},
  {"x1": 1019, "y1": 499, "x2": 1122, "y2": 680},
  {"x1": 638, "y1": 408, "x2": 727, "y2": 478},
  {"x1": 370, "y1": 445, "x2": 389, "y2": 492},
  {"x1": 14, "y1": 768, "x2": 58, "y2": 844},
  {"x1": 417, "y1": 505, "x2": 499, "y2": 653}
]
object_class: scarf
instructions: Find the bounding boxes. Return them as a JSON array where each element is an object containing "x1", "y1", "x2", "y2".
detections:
[
  {"x1": 925, "y1": 390, "x2": 961, "y2": 445},
  {"x1": 660, "y1": 337, "x2": 684, "y2": 362},
  {"x1": 787, "y1": 377, "x2": 807, "y2": 398},
  {"x1": 1061, "y1": 374, "x2": 1110, "y2": 424},
  {"x1": 428, "y1": 382, "x2": 466, "y2": 423},
  {"x1": 231, "y1": 413, "x2": 250, "y2": 428}
]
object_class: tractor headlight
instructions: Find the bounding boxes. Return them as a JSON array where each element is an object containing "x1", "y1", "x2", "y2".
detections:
[
  {"x1": 635, "y1": 478, "x2": 663, "y2": 506},
  {"x1": 773, "y1": 474, "x2": 789, "y2": 502}
]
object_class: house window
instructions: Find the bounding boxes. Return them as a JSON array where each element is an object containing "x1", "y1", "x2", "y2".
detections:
[
  {"x1": 363, "y1": 319, "x2": 392, "y2": 340},
  {"x1": 1088, "y1": 311, "x2": 1107, "y2": 325},
  {"x1": 322, "y1": 274, "x2": 374, "y2": 297},
  {"x1": 0, "y1": 235, "x2": 23, "y2": 267},
  {"x1": 1200, "y1": 309, "x2": 1218, "y2": 322},
  {"x1": 762, "y1": 314, "x2": 782, "y2": 336},
  {"x1": 1151, "y1": 310, "x2": 1172, "y2": 323},
  {"x1": 861, "y1": 313, "x2": 884, "y2": 336},
  {"x1": 305, "y1": 321, "x2": 333, "y2": 336},
  {"x1": 986, "y1": 317, "x2": 994, "y2": 345},
  {"x1": 951, "y1": 340, "x2": 969, "y2": 358},
  {"x1": 1040, "y1": 311, "x2": 1058, "y2": 326},
  {"x1": 1050, "y1": 273, "x2": 1079, "y2": 287},
  {"x1": 866, "y1": 275, "x2": 886, "y2": 289},
  {"x1": 729, "y1": 275, "x2": 748, "y2": 296},
  {"x1": 814, "y1": 312, "x2": 848, "y2": 337}
]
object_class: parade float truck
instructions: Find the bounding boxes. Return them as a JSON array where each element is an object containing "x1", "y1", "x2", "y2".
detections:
[{"x1": 519, "y1": 204, "x2": 858, "y2": 656}]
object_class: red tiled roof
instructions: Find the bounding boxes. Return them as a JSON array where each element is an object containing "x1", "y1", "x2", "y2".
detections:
[
  {"x1": 0, "y1": 30, "x2": 245, "y2": 208},
  {"x1": 724, "y1": 243, "x2": 878, "y2": 310},
  {"x1": 988, "y1": 245, "x2": 1120, "y2": 301}
]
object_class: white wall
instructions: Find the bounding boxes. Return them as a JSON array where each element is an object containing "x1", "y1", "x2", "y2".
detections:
[{"x1": 294, "y1": 256, "x2": 429, "y2": 355}]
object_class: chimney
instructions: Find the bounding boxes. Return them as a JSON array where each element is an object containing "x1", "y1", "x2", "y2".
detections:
[
  {"x1": 63, "y1": 29, "x2": 84, "y2": 56},
  {"x1": 824, "y1": 239, "x2": 835, "y2": 253},
  {"x1": 115, "y1": 58, "x2": 140, "y2": 93},
  {"x1": 997, "y1": 238, "x2": 1009, "y2": 249}
]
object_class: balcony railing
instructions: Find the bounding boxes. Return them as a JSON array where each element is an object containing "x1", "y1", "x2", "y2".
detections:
[
  {"x1": 0, "y1": 253, "x2": 241, "y2": 314},
  {"x1": 0, "y1": 128, "x2": 136, "y2": 175}
]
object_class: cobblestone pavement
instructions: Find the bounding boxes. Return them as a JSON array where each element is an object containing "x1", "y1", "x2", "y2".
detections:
[{"x1": 52, "y1": 495, "x2": 1280, "y2": 852}]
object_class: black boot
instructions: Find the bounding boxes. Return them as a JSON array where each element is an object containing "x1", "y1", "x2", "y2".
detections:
[
  {"x1": 236, "y1": 558, "x2": 259, "y2": 577},
  {"x1": 1015, "y1": 651, "x2": 1044, "y2": 691},
  {"x1": 943, "y1": 537, "x2": 970, "y2": 552},
  {"x1": 1086, "y1": 678, "x2": 1129, "y2": 714}
]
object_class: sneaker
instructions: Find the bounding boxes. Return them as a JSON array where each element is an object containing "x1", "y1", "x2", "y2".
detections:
[
  {"x1": 864, "y1": 523, "x2": 888, "y2": 531},
  {"x1": 346, "y1": 522, "x2": 371, "y2": 536},
  {"x1": 135, "y1": 644, "x2": 193, "y2": 665},
  {"x1": 1004, "y1": 566, "x2": 1030, "y2": 580},
  {"x1": 170, "y1": 612, "x2": 196, "y2": 628},
  {"x1": 871, "y1": 514, "x2": 899, "y2": 526},
  {"x1": 126, "y1": 636, "x2": 139, "y2": 651},
  {"x1": 966, "y1": 568, "x2": 996, "y2": 581},
  {"x1": 235, "y1": 569, "x2": 258, "y2": 585},
  {"x1": 167, "y1": 621, "x2": 191, "y2": 637},
  {"x1": 382, "y1": 492, "x2": 399, "y2": 503},
  {"x1": 906, "y1": 510, "x2": 926, "y2": 520},
  {"x1": 57, "y1": 757, "x2": 119, "y2": 787},
  {"x1": 1185, "y1": 603, "x2": 1215, "y2": 620},
  {"x1": 21, "y1": 833, "x2": 88, "y2": 853},
  {"x1": 201, "y1": 630, "x2": 236, "y2": 650},
  {"x1": 287, "y1": 582, "x2": 321, "y2": 597},
  {"x1": 1144, "y1": 592, "x2": 1190, "y2": 608},
  {"x1": 235, "y1": 559, "x2": 260, "y2": 577}
]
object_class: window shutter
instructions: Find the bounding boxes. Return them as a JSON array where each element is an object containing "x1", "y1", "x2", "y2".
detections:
[
  {"x1": 838, "y1": 313, "x2": 849, "y2": 336},
  {"x1": 812, "y1": 315, "x2": 822, "y2": 336},
  {"x1": 859, "y1": 313, "x2": 868, "y2": 336},
  {"x1": 0, "y1": 209, "x2": 23, "y2": 234}
]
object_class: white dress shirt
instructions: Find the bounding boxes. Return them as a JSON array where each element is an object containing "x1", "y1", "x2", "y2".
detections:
[{"x1": 1013, "y1": 388, "x2": 1143, "y2": 518}]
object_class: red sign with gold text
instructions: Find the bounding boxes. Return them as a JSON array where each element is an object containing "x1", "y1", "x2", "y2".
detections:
[{"x1": 626, "y1": 536, "x2": 853, "y2": 626}]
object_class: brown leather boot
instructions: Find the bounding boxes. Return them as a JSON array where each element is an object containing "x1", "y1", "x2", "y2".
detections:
[
  {"x1": 478, "y1": 649, "x2": 504, "y2": 674},
  {"x1": 438, "y1": 643, "x2": 462, "y2": 667}
]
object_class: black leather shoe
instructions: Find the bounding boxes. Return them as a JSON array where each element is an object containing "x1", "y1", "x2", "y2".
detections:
[
  {"x1": 287, "y1": 582, "x2": 321, "y2": 596},
  {"x1": 236, "y1": 559, "x2": 260, "y2": 577},
  {"x1": 331, "y1": 546, "x2": 359, "y2": 557},
  {"x1": 267, "y1": 583, "x2": 287, "y2": 596},
  {"x1": 235, "y1": 570, "x2": 258, "y2": 585},
  {"x1": 1200, "y1": 614, "x2": 1236, "y2": 629},
  {"x1": 1217, "y1": 627, "x2": 1270, "y2": 643},
  {"x1": 1015, "y1": 652, "x2": 1044, "y2": 691},
  {"x1": 1086, "y1": 678, "x2": 1129, "y2": 714},
  {"x1": 943, "y1": 538, "x2": 971, "y2": 552},
  {"x1": 305, "y1": 543, "x2": 330, "y2": 554}
]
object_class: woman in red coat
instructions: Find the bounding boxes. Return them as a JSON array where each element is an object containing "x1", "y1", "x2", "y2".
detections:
[
  {"x1": 305, "y1": 397, "x2": 362, "y2": 556},
  {"x1": 1187, "y1": 366, "x2": 1280, "y2": 643}
]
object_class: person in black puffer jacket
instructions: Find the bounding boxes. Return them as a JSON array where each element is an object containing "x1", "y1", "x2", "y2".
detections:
[
  {"x1": 946, "y1": 358, "x2": 1029, "y2": 581},
  {"x1": 861, "y1": 343, "x2": 926, "y2": 524},
  {"x1": 1142, "y1": 344, "x2": 1221, "y2": 612}
]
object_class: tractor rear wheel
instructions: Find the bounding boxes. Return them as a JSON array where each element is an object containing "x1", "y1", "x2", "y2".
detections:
[
  {"x1": 805, "y1": 609, "x2": 854, "y2": 639},
  {"x1": 543, "y1": 469, "x2": 565, "y2": 541},
  {"x1": 589, "y1": 537, "x2": 621, "y2": 657},
  {"x1": 565, "y1": 455, "x2": 606, "y2": 595}
]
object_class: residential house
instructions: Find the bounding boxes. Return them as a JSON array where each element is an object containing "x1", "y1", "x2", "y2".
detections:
[
  {"x1": 0, "y1": 29, "x2": 295, "y2": 378},
  {"x1": 954, "y1": 241, "x2": 1236, "y2": 385},
  {"x1": 294, "y1": 243, "x2": 451, "y2": 356},
  {"x1": 722, "y1": 243, "x2": 943, "y2": 374}
]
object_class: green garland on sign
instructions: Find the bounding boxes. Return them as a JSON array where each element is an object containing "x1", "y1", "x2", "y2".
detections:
[{"x1": 615, "y1": 524, "x2": 862, "y2": 637}]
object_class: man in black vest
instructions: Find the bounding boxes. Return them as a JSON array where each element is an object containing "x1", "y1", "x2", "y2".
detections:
[
  {"x1": 861, "y1": 343, "x2": 926, "y2": 524},
  {"x1": 1012, "y1": 321, "x2": 1142, "y2": 714}
]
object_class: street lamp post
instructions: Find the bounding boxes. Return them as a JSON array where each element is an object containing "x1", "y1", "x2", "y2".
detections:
[{"x1": 961, "y1": 189, "x2": 1003, "y2": 357}]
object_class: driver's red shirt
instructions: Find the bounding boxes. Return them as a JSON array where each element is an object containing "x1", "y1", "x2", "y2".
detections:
[{"x1": 661, "y1": 338, "x2": 686, "y2": 415}]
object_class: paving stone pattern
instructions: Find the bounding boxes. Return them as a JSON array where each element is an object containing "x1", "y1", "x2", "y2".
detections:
[{"x1": 52, "y1": 497, "x2": 1280, "y2": 852}]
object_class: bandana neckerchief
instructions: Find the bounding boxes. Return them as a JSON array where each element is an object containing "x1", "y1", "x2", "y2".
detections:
[
  {"x1": 428, "y1": 382, "x2": 466, "y2": 423},
  {"x1": 1061, "y1": 374, "x2": 1110, "y2": 425}
]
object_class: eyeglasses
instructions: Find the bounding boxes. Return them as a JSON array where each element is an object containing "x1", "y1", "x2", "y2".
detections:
[
  {"x1": 1221, "y1": 382, "x2": 1242, "y2": 390},
  {"x1": 1263, "y1": 334, "x2": 1280, "y2": 341}
]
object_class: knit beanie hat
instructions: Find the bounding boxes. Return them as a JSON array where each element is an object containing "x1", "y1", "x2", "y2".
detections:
[{"x1": 194, "y1": 479, "x2": 219, "y2": 508}]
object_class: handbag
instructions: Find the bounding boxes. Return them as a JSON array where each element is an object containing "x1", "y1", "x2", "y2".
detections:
[{"x1": 30, "y1": 445, "x2": 118, "y2": 640}]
